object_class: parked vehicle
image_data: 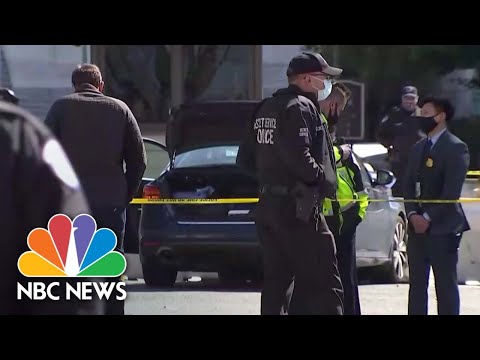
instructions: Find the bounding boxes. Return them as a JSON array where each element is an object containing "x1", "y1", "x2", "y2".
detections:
[
  {"x1": 352, "y1": 143, "x2": 408, "y2": 283},
  {"x1": 124, "y1": 103, "x2": 409, "y2": 287}
]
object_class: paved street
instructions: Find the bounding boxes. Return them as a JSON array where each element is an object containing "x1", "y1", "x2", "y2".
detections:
[
  {"x1": 128, "y1": 126, "x2": 480, "y2": 316},
  {"x1": 124, "y1": 274, "x2": 480, "y2": 315}
]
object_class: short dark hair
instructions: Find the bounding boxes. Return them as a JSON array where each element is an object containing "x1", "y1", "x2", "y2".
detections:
[
  {"x1": 71, "y1": 64, "x2": 102, "y2": 88},
  {"x1": 419, "y1": 96, "x2": 455, "y2": 121},
  {"x1": 332, "y1": 82, "x2": 352, "y2": 101},
  {"x1": 287, "y1": 74, "x2": 302, "y2": 83}
]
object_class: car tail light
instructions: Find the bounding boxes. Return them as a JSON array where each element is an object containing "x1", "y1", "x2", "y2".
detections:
[{"x1": 143, "y1": 184, "x2": 161, "y2": 199}]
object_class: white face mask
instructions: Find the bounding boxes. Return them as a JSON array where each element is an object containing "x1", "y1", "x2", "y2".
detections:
[{"x1": 311, "y1": 76, "x2": 332, "y2": 101}]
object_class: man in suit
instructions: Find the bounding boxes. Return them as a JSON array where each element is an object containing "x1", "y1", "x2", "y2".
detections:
[{"x1": 403, "y1": 97, "x2": 470, "y2": 315}]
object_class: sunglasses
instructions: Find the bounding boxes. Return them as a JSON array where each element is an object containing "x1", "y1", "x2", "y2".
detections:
[{"x1": 309, "y1": 73, "x2": 334, "y2": 81}]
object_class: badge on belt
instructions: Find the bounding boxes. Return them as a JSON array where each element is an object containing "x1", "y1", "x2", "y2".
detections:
[{"x1": 426, "y1": 157, "x2": 434, "y2": 168}]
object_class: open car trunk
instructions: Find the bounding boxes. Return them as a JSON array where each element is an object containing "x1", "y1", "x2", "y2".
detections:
[{"x1": 157, "y1": 166, "x2": 259, "y2": 222}]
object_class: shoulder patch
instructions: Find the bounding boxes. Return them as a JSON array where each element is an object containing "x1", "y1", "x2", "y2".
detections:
[{"x1": 42, "y1": 139, "x2": 81, "y2": 190}]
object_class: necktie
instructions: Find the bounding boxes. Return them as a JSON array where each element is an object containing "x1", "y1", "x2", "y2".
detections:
[
  {"x1": 417, "y1": 138, "x2": 433, "y2": 180},
  {"x1": 423, "y1": 138, "x2": 433, "y2": 160}
]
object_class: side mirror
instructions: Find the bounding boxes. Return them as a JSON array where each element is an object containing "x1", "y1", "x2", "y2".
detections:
[{"x1": 375, "y1": 169, "x2": 396, "y2": 187}]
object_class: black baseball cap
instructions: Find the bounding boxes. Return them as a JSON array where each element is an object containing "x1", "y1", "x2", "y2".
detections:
[
  {"x1": 0, "y1": 88, "x2": 19, "y2": 104},
  {"x1": 402, "y1": 86, "x2": 418, "y2": 97},
  {"x1": 287, "y1": 52, "x2": 343, "y2": 77}
]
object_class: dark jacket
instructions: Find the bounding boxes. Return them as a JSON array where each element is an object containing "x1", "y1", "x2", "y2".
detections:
[
  {"x1": 237, "y1": 84, "x2": 337, "y2": 198},
  {"x1": 45, "y1": 84, "x2": 147, "y2": 208},
  {"x1": 403, "y1": 129, "x2": 470, "y2": 235},
  {"x1": 0, "y1": 100, "x2": 105, "y2": 315},
  {"x1": 376, "y1": 105, "x2": 424, "y2": 165}
]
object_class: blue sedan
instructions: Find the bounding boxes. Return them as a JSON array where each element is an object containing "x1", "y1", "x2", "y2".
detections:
[{"x1": 130, "y1": 102, "x2": 407, "y2": 287}]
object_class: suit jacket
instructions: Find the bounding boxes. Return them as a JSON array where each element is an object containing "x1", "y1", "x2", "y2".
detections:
[{"x1": 403, "y1": 129, "x2": 470, "y2": 235}]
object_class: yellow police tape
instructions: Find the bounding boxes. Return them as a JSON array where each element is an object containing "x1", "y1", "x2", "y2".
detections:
[
  {"x1": 130, "y1": 197, "x2": 480, "y2": 205},
  {"x1": 130, "y1": 170, "x2": 480, "y2": 205}
]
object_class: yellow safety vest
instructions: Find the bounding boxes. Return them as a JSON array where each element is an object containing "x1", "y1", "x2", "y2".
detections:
[{"x1": 321, "y1": 116, "x2": 369, "y2": 220}]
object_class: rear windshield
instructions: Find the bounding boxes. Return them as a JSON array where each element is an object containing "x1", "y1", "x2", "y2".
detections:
[{"x1": 175, "y1": 146, "x2": 239, "y2": 168}]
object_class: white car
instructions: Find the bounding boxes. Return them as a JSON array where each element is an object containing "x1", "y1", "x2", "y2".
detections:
[{"x1": 350, "y1": 146, "x2": 408, "y2": 283}]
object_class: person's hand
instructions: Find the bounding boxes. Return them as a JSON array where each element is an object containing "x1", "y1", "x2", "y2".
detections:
[
  {"x1": 339, "y1": 144, "x2": 352, "y2": 161},
  {"x1": 409, "y1": 214, "x2": 430, "y2": 234}
]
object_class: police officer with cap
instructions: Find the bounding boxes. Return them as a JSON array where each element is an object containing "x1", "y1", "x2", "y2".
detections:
[
  {"x1": 0, "y1": 91, "x2": 105, "y2": 315},
  {"x1": 237, "y1": 52, "x2": 344, "y2": 315},
  {"x1": 376, "y1": 85, "x2": 424, "y2": 197}
]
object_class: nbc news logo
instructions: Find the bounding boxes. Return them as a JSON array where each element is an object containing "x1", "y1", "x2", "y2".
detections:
[{"x1": 17, "y1": 214, "x2": 127, "y2": 301}]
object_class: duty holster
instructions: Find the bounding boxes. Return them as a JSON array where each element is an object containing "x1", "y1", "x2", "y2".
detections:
[{"x1": 291, "y1": 182, "x2": 322, "y2": 223}]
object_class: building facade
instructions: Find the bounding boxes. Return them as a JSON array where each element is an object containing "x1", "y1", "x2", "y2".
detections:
[
  {"x1": 0, "y1": 45, "x2": 89, "y2": 119},
  {"x1": 262, "y1": 45, "x2": 304, "y2": 97},
  {"x1": 0, "y1": 45, "x2": 307, "y2": 125},
  {"x1": 91, "y1": 45, "x2": 263, "y2": 125}
]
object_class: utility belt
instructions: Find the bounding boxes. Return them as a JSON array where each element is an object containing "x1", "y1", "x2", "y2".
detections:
[
  {"x1": 260, "y1": 183, "x2": 325, "y2": 230},
  {"x1": 260, "y1": 184, "x2": 325, "y2": 205}
]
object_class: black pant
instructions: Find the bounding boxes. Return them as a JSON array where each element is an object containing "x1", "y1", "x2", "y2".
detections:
[
  {"x1": 256, "y1": 195, "x2": 344, "y2": 315},
  {"x1": 326, "y1": 207, "x2": 362, "y2": 316},
  {"x1": 391, "y1": 161, "x2": 406, "y2": 198},
  {"x1": 407, "y1": 231, "x2": 462, "y2": 315},
  {"x1": 91, "y1": 206, "x2": 127, "y2": 316}
]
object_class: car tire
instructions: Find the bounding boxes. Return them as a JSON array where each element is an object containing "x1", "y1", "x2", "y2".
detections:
[
  {"x1": 375, "y1": 216, "x2": 409, "y2": 284},
  {"x1": 142, "y1": 261, "x2": 177, "y2": 288}
]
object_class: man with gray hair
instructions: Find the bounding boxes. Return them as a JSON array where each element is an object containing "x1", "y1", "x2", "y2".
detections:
[{"x1": 45, "y1": 64, "x2": 147, "y2": 315}]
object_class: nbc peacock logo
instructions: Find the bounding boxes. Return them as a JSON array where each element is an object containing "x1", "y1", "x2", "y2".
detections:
[
  {"x1": 17, "y1": 214, "x2": 127, "y2": 301},
  {"x1": 18, "y1": 214, "x2": 126, "y2": 277}
]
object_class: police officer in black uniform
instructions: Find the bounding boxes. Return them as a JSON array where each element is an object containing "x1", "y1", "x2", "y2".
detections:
[
  {"x1": 237, "y1": 52, "x2": 344, "y2": 315},
  {"x1": 0, "y1": 94, "x2": 105, "y2": 315},
  {"x1": 376, "y1": 86, "x2": 425, "y2": 197}
]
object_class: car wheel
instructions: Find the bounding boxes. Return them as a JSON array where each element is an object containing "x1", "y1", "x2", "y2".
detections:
[
  {"x1": 142, "y1": 261, "x2": 177, "y2": 288},
  {"x1": 376, "y1": 216, "x2": 409, "y2": 284}
]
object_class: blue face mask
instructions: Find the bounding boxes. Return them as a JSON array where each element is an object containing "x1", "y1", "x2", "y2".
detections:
[{"x1": 312, "y1": 77, "x2": 332, "y2": 101}]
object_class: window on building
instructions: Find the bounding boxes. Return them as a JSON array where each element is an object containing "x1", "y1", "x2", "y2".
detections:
[
  {"x1": 0, "y1": 45, "x2": 88, "y2": 119},
  {"x1": 182, "y1": 45, "x2": 254, "y2": 103},
  {"x1": 103, "y1": 45, "x2": 171, "y2": 124}
]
